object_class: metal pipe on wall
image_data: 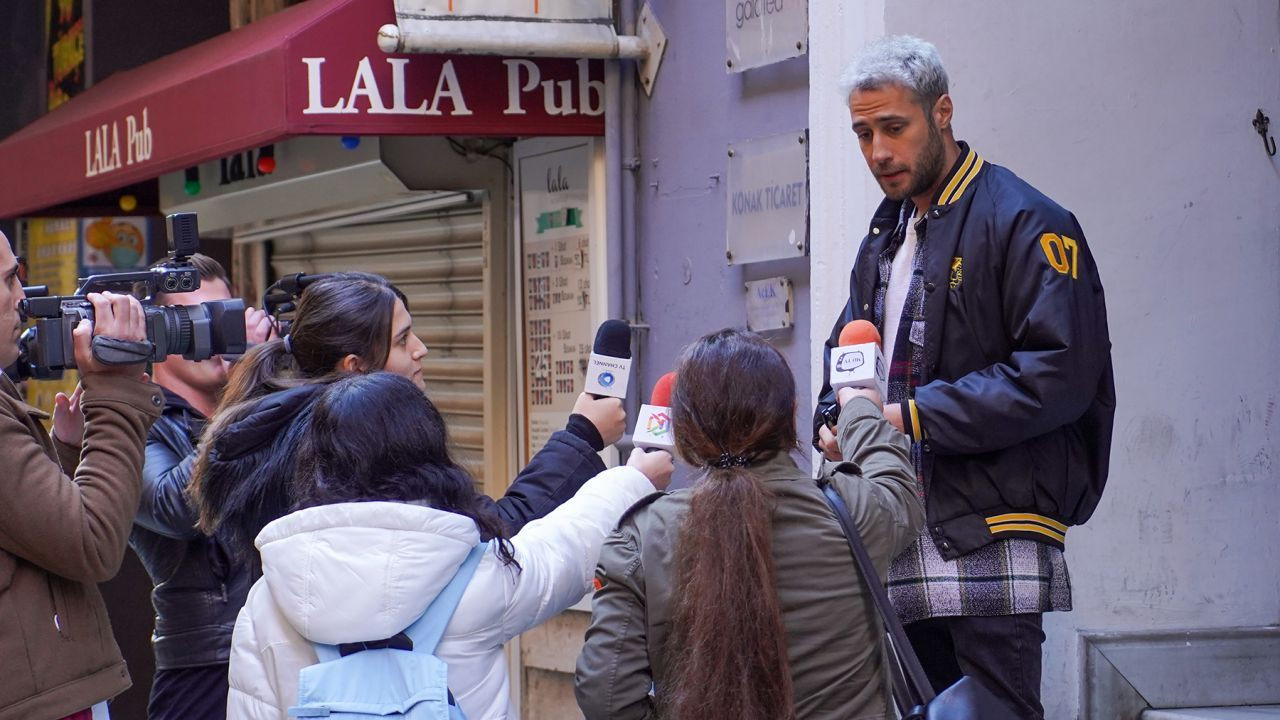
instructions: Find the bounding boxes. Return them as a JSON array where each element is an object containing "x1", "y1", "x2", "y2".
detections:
[
  {"x1": 605, "y1": 61, "x2": 625, "y2": 322},
  {"x1": 619, "y1": 0, "x2": 645, "y2": 423}
]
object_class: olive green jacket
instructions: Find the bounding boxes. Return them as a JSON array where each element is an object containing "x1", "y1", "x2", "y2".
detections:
[{"x1": 575, "y1": 397, "x2": 924, "y2": 720}]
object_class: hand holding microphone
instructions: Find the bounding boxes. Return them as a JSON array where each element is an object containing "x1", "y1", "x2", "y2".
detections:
[
  {"x1": 569, "y1": 320, "x2": 634, "y2": 448},
  {"x1": 828, "y1": 320, "x2": 888, "y2": 400},
  {"x1": 626, "y1": 373, "x2": 676, "y2": 487},
  {"x1": 820, "y1": 320, "x2": 889, "y2": 461},
  {"x1": 572, "y1": 392, "x2": 626, "y2": 447},
  {"x1": 627, "y1": 447, "x2": 674, "y2": 490}
]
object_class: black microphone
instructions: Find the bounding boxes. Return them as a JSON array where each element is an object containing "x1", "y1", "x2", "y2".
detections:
[{"x1": 583, "y1": 320, "x2": 632, "y2": 399}]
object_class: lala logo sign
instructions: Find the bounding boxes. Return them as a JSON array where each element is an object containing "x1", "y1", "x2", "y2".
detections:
[
  {"x1": 301, "y1": 57, "x2": 603, "y2": 118},
  {"x1": 84, "y1": 107, "x2": 153, "y2": 178},
  {"x1": 834, "y1": 349, "x2": 865, "y2": 373},
  {"x1": 597, "y1": 371, "x2": 616, "y2": 388}
]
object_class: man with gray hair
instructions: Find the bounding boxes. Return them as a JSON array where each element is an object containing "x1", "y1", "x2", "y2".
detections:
[{"x1": 813, "y1": 35, "x2": 1116, "y2": 717}]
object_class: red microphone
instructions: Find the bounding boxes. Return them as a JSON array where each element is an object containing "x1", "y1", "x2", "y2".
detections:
[
  {"x1": 829, "y1": 320, "x2": 887, "y2": 398},
  {"x1": 650, "y1": 372, "x2": 675, "y2": 407},
  {"x1": 839, "y1": 319, "x2": 881, "y2": 347},
  {"x1": 634, "y1": 372, "x2": 676, "y2": 451}
]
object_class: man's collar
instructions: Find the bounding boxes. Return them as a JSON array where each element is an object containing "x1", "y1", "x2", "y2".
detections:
[
  {"x1": 159, "y1": 386, "x2": 201, "y2": 416},
  {"x1": 870, "y1": 141, "x2": 983, "y2": 227},
  {"x1": 927, "y1": 141, "x2": 984, "y2": 207}
]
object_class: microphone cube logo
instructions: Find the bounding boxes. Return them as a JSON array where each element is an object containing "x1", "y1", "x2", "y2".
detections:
[
  {"x1": 598, "y1": 371, "x2": 616, "y2": 388},
  {"x1": 835, "y1": 349, "x2": 865, "y2": 373},
  {"x1": 645, "y1": 410, "x2": 671, "y2": 437}
]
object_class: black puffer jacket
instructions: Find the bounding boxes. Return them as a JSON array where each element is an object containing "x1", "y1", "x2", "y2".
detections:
[
  {"x1": 145, "y1": 383, "x2": 608, "y2": 670},
  {"x1": 814, "y1": 143, "x2": 1116, "y2": 560}
]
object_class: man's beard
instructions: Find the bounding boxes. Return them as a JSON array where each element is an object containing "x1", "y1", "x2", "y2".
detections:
[{"x1": 888, "y1": 120, "x2": 946, "y2": 202}]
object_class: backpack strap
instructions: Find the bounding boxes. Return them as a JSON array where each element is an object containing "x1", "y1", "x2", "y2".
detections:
[
  {"x1": 310, "y1": 541, "x2": 488, "y2": 664},
  {"x1": 403, "y1": 541, "x2": 488, "y2": 654}
]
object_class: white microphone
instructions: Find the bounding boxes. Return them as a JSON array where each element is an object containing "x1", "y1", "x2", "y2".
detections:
[
  {"x1": 633, "y1": 372, "x2": 676, "y2": 451},
  {"x1": 829, "y1": 319, "x2": 888, "y2": 398},
  {"x1": 583, "y1": 319, "x2": 633, "y2": 399}
]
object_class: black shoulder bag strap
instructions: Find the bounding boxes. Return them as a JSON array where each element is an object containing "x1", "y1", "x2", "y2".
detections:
[{"x1": 819, "y1": 480, "x2": 935, "y2": 715}]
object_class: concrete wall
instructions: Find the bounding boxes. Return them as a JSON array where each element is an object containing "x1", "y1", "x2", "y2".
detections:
[
  {"x1": 92, "y1": 0, "x2": 228, "y2": 79},
  {"x1": 636, "y1": 0, "x2": 812, "y2": 481},
  {"x1": 810, "y1": 1, "x2": 1280, "y2": 717},
  {"x1": 0, "y1": 1, "x2": 47, "y2": 145}
]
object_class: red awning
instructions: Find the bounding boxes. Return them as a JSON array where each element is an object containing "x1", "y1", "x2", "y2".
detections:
[{"x1": 0, "y1": 0, "x2": 604, "y2": 218}]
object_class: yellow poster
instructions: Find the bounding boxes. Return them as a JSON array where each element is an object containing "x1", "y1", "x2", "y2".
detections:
[{"x1": 24, "y1": 218, "x2": 80, "y2": 414}]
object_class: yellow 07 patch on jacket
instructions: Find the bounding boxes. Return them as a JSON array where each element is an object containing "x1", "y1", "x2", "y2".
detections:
[{"x1": 1039, "y1": 233, "x2": 1081, "y2": 279}]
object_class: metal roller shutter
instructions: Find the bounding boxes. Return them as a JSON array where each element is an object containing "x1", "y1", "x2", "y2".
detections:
[{"x1": 268, "y1": 205, "x2": 489, "y2": 486}]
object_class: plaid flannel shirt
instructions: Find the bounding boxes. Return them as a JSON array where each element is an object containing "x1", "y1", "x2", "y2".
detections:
[{"x1": 878, "y1": 201, "x2": 1072, "y2": 624}]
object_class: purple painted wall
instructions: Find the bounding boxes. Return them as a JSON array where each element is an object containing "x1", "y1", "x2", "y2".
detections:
[{"x1": 634, "y1": 0, "x2": 813, "y2": 480}]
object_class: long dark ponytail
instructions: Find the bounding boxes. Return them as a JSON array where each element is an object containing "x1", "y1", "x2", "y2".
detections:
[{"x1": 662, "y1": 329, "x2": 799, "y2": 720}]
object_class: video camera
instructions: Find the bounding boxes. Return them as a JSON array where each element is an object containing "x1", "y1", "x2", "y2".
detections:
[
  {"x1": 14, "y1": 212, "x2": 247, "y2": 379},
  {"x1": 260, "y1": 271, "x2": 334, "y2": 335}
]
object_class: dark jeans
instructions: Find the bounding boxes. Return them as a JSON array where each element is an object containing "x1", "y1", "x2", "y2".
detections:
[
  {"x1": 147, "y1": 664, "x2": 229, "y2": 720},
  {"x1": 903, "y1": 613, "x2": 1045, "y2": 720}
]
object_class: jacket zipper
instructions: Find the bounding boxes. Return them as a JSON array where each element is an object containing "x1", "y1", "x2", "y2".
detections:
[{"x1": 46, "y1": 577, "x2": 65, "y2": 637}]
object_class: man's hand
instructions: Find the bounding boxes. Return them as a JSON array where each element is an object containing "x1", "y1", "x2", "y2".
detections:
[
  {"x1": 626, "y1": 448, "x2": 674, "y2": 491},
  {"x1": 52, "y1": 384, "x2": 84, "y2": 447},
  {"x1": 572, "y1": 392, "x2": 626, "y2": 447},
  {"x1": 74, "y1": 292, "x2": 148, "y2": 378},
  {"x1": 244, "y1": 306, "x2": 275, "y2": 345},
  {"x1": 883, "y1": 403, "x2": 905, "y2": 433}
]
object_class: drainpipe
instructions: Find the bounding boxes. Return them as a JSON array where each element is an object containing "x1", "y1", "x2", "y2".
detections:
[
  {"x1": 605, "y1": 63, "x2": 625, "y2": 323},
  {"x1": 619, "y1": 0, "x2": 646, "y2": 428}
]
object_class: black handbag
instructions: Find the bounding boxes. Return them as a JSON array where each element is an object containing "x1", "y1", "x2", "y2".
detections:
[{"x1": 818, "y1": 481, "x2": 1022, "y2": 720}]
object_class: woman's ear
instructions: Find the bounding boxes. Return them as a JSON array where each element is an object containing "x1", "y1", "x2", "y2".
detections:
[{"x1": 338, "y1": 354, "x2": 366, "y2": 374}]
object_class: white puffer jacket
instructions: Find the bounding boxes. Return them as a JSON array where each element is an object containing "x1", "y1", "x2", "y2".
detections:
[{"x1": 226, "y1": 466, "x2": 655, "y2": 720}]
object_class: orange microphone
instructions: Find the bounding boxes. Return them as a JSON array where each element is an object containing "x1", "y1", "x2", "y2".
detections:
[
  {"x1": 634, "y1": 372, "x2": 676, "y2": 451},
  {"x1": 829, "y1": 320, "x2": 887, "y2": 398},
  {"x1": 839, "y1": 319, "x2": 881, "y2": 347}
]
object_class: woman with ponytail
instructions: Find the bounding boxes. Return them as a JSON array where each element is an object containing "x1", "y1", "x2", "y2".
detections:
[{"x1": 575, "y1": 329, "x2": 924, "y2": 720}]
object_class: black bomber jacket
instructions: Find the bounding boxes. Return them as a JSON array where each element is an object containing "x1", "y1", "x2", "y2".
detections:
[{"x1": 814, "y1": 142, "x2": 1117, "y2": 560}]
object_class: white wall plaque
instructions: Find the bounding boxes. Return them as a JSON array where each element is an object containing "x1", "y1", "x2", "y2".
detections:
[
  {"x1": 726, "y1": 0, "x2": 807, "y2": 72},
  {"x1": 745, "y1": 277, "x2": 794, "y2": 332},
  {"x1": 515, "y1": 140, "x2": 596, "y2": 459},
  {"x1": 726, "y1": 130, "x2": 809, "y2": 265}
]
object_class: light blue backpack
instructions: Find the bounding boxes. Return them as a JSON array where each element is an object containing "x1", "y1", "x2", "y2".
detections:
[{"x1": 287, "y1": 543, "x2": 487, "y2": 719}]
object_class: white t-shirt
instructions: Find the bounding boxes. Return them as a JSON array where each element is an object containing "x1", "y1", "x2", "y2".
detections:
[{"x1": 882, "y1": 213, "x2": 919, "y2": 367}]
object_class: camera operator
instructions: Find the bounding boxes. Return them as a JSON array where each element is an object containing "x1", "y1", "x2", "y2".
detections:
[
  {"x1": 126, "y1": 254, "x2": 272, "y2": 720},
  {"x1": 0, "y1": 234, "x2": 163, "y2": 720}
]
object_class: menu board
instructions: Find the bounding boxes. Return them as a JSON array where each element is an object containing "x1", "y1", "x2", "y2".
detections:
[{"x1": 517, "y1": 141, "x2": 594, "y2": 457}]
